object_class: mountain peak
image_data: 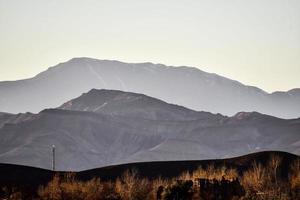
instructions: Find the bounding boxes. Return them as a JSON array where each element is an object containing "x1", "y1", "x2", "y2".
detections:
[
  {"x1": 227, "y1": 111, "x2": 282, "y2": 125},
  {"x1": 59, "y1": 89, "x2": 215, "y2": 121},
  {"x1": 288, "y1": 88, "x2": 300, "y2": 97},
  {"x1": 231, "y1": 111, "x2": 271, "y2": 120},
  {"x1": 0, "y1": 57, "x2": 299, "y2": 118}
]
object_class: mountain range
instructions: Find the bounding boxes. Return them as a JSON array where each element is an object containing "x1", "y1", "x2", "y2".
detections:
[
  {"x1": 0, "y1": 57, "x2": 300, "y2": 118},
  {"x1": 0, "y1": 89, "x2": 299, "y2": 171}
]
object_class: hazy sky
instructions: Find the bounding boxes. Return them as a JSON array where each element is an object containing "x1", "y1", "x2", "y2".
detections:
[{"x1": 0, "y1": 0, "x2": 299, "y2": 92}]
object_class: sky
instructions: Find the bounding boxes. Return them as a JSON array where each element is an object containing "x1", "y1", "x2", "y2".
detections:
[{"x1": 0, "y1": 0, "x2": 299, "y2": 92}]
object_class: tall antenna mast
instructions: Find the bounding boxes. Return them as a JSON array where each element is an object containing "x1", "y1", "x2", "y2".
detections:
[{"x1": 52, "y1": 145, "x2": 56, "y2": 171}]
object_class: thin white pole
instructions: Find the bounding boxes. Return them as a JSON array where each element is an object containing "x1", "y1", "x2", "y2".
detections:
[{"x1": 52, "y1": 145, "x2": 55, "y2": 171}]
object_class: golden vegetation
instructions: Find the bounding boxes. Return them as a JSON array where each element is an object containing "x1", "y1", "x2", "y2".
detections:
[
  {"x1": 289, "y1": 159, "x2": 300, "y2": 193},
  {"x1": 38, "y1": 173, "x2": 103, "y2": 200}
]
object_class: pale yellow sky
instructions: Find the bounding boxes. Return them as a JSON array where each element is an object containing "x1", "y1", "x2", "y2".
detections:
[{"x1": 0, "y1": 0, "x2": 299, "y2": 92}]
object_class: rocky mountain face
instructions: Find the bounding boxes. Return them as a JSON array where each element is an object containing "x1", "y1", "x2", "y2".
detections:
[
  {"x1": 0, "y1": 89, "x2": 299, "y2": 171},
  {"x1": 0, "y1": 57, "x2": 299, "y2": 118}
]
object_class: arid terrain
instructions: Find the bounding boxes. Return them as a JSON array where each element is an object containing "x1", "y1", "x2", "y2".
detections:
[{"x1": 0, "y1": 151, "x2": 299, "y2": 199}]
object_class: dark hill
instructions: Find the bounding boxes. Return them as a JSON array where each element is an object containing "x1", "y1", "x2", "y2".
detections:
[
  {"x1": 78, "y1": 151, "x2": 298, "y2": 181},
  {"x1": 0, "y1": 151, "x2": 298, "y2": 195}
]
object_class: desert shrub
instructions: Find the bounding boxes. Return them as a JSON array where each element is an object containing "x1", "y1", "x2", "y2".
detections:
[
  {"x1": 131, "y1": 178, "x2": 152, "y2": 200},
  {"x1": 37, "y1": 173, "x2": 103, "y2": 200},
  {"x1": 115, "y1": 169, "x2": 152, "y2": 200},
  {"x1": 289, "y1": 159, "x2": 300, "y2": 198},
  {"x1": 178, "y1": 171, "x2": 192, "y2": 181},
  {"x1": 242, "y1": 161, "x2": 266, "y2": 192},
  {"x1": 191, "y1": 166, "x2": 207, "y2": 180},
  {"x1": 241, "y1": 156, "x2": 296, "y2": 199},
  {"x1": 241, "y1": 155, "x2": 283, "y2": 199},
  {"x1": 289, "y1": 159, "x2": 300, "y2": 189},
  {"x1": 38, "y1": 174, "x2": 62, "y2": 200},
  {"x1": 204, "y1": 164, "x2": 220, "y2": 180},
  {"x1": 84, "y1": 178, "x2": 103, "y2": 200},
  {"x1": 192, "y1": 165, "x2": 238, "y2": 181},
  {"x1": 100, "y1": 181, "x2": 121, "y2": 200},
  {"x1": 0, "y1": 187, "x2": 23, "y2": 200},
  {"x1": 150, "y1": 176, "x2": 170, "y2": 200},
  {"x1": 267, "y1": 154, "x2": 282, "y2": 187},
  {"x1": 163, "y1": 180, "x2": 193, "y2": 200},
  {"x1": 115, "y1": 170, "x2": 136, "y2": 200},
  {"x1": 225, "y1": 168, "x2": 239, "y2": 181},
  {"x1": 264, "y1": 154, "x2": 286, "y2": 198}
]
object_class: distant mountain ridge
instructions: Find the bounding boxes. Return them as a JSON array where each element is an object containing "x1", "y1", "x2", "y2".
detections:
[
  {"x1": 0, "y1": 89, "x2": 299, "y2": 171},
  {"x1": 59, "y1": 89, "x2": 218, "y2": 121},
  {"x1": 0, "y1": 57, "x2": 299, "y2": 118}
]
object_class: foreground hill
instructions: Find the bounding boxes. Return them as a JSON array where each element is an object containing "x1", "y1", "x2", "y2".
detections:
[
  {"x1": 0, "y1": 57, "x2": 300, "y2": 118},
  {"x1": 0, "y1": 89, "x2": 299, "y2": 171},
  {"x1": 0, "y1": 151, "x2": 298, "y2": 195}
]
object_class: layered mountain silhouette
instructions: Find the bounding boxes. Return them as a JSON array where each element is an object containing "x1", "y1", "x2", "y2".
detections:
[
  {"x1": 0, "y1": 89, "x2": 299, "y2": 171},
  {"x1": 0, "y1": 57, "x2": 299, "y2": 118}
]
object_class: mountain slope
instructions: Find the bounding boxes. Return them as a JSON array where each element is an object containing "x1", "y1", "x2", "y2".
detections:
[
  {"x1": 0, "y1": 90, "x2": 299, "y2": 171},
  {"x1": 0, "y1": 57, "x2": 299, "y2": 118}
]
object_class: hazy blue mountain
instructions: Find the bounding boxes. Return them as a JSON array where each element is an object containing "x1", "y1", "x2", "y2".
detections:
[
  {"x1": 0, "y1": 89, "x2": 299, "y2": 171},
  {"x1": 0, "y1": 57, "x2": 299, "y2": 118}
]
